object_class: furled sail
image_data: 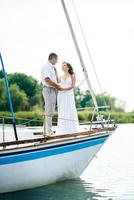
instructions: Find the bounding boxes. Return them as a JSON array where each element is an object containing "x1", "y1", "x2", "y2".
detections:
[{"x1": 61, "y1": 0, "x2": 98, "y2": 111}]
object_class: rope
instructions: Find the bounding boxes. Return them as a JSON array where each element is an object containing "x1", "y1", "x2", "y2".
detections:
[
  {"x1": 76, "y1": 77, "x2": 87, "y2": 88},
  {"x1": 71, "y1": 0, "x2": 107, "y2": 107},
  {"x1": 0, "y1": 116, "x2": 88, "y2": 126},
  {"x1": 0, "y1": 115, "x2": 84, "y2": 123},
  {"x1": 21, "y1": 119, "x2": 42, "y2": 125},
  {"x1": 0, "y1": 112, "x2": 91, "y2": 125}
]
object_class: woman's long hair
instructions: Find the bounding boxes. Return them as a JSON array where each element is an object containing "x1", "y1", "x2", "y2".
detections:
[{"x1": 63, "y1": 62, "x2": 74, "y2": 75}]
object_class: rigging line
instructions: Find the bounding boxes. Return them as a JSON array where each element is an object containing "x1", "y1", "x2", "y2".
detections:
[
  {"x1": 71, "y1": 0, "x2": 107, "y2": 107},
  {"x1": 0, "y1": 114, "x2": 90, "y2": 123},
  {"x1": 76, "y1": 76, "x2": 87, "y2": 88}
]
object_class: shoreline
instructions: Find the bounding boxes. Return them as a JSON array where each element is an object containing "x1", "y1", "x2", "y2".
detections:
[{"x1": 0, "y1": 110, "x2": 134, "y2": 126}]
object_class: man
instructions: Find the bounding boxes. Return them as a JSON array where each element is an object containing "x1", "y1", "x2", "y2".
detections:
[{"x1": 41, "y1": 53, "x2": 61, "y2": 136}]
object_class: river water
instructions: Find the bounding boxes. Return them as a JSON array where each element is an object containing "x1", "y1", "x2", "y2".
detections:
[{"x1": 0, "y1": 124, "x2": 134, "y2": 200}]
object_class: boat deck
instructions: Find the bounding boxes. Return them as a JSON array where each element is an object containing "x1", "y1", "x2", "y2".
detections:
[{"x1": 0, "y1": 124, "x2": 116, "y2": 152}]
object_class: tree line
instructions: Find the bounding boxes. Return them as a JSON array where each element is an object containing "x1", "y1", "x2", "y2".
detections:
[{"x1": 0, "y1": 70, "x2": 125, "y2": 112}]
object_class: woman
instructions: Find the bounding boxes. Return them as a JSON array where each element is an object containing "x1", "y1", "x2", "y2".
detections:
[{"x1": 57, "y1": 62, "x2": 79, "y2": 134}]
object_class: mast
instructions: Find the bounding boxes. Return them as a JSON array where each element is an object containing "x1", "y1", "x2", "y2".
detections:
[
  {"x1": 0, "y1": 53, "x2": 18, "y2": 141},
  {"x1": 61, "y1": 0, "x2": 98, "y2": 111}
]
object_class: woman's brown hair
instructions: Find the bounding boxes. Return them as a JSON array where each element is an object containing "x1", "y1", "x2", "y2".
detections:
[{"x1": 63, "y1": 62, "x2": 74, "y2": 75}]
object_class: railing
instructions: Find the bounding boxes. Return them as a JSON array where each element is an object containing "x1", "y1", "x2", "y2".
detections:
[
  {"x1": 76, "y1": 105, "x2": 111, "y2": 111},
  {"x1": 0, "y1": 105, "x2": 115, "y2": 144}
]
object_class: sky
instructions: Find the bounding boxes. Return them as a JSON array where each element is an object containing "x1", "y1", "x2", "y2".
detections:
[{"x1": 0, "y1": 0, "x2": 134, "y2": 111}]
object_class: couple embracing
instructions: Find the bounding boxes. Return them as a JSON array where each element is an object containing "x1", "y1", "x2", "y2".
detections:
[{"x1": 41, "y1": 53, "x2": 79, "y2": 136}]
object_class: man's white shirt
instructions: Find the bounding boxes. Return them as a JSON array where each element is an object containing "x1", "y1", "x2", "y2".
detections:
[{"x1": 41, "y1": 62, "x2": 57, "y2": 87}]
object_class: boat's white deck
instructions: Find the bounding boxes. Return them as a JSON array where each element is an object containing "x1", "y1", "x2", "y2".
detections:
[
  {"x1": 0, "y1": 125, "x2": 91, "y2": 143},
  {"x1": 0, "y1": 124, "x2": 114, "y2": 152}
]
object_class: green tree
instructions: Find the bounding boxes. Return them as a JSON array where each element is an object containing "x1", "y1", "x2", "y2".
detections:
[
  {"x1": 10, "y1": 84, "x2": 29, "y2": 112},
  {"x1": 0, "y1": 79, "x2": 30, "y2": 112},
  {"x1": 0, "y1": 70, "x2": 125, "y2": 112},
  {"x1": 74, "y1": 88, "x2": 83, "y2": 108},
  {"x1": 74, "y1": 89, "x2": 125, "y2": 112},
  {"x1": 8, "y1": 73, "x2": 42, "y2": 109},
  {"x1": 0, "y1": 70, "x2": 3, "y2": 78},
  {"x1": 94, "y1": 93, "x2": 116, "y2": 111},
  {"x1": 81, "y1": 90, "x2": 92, "y2": 108},
  {"x1": 0, "y1": 79, "x2": 7, "y2": 111}
]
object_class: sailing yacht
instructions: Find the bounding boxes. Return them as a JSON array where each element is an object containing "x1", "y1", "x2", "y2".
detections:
[{"x1": 0, "y1": 0, "x2": 117, "y2": 193}]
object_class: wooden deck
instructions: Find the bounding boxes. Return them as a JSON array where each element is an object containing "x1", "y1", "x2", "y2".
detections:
[{"x1": 0, "y1": 126, "x2": 116, "y2": 152}]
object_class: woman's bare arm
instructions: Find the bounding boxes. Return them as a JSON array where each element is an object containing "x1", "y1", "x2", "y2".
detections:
[{"x1": 71, "y1": 74, "x2": 76, "y2": 88}]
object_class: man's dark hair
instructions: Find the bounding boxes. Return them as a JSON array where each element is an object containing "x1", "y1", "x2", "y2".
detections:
[{"x1": 48, "y1": 53, "x2": 58, "y2": 60}]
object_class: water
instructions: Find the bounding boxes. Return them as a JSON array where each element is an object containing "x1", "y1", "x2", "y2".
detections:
[{"x1": 0, "y1": 124, "x2": 134, "y2": 200}]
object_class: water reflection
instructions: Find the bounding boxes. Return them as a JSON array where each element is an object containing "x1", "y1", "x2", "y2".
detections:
[{"x1": 0, "y1": 178, "x2": 108, "y2": 200}]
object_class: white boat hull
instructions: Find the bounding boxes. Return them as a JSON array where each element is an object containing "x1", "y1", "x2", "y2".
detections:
[{"x1": 0, "y1": 132, "x2": 112, "y2": 193}]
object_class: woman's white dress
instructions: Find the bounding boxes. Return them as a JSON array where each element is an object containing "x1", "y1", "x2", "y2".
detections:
[{"x1": 57, "y1": 76, "x2": 79, "y2": 134}]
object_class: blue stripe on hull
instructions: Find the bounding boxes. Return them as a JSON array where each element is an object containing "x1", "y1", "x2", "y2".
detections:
[{"x1": 0, "y1": 136, "x2": 108, "y2": 165}]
